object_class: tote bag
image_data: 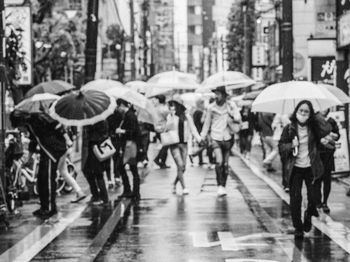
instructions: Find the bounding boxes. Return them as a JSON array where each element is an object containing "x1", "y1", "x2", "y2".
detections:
[
  {"x1": 160, "y1": 130, "x2": 179, "y2": 146},
  {"x1": 93, "y1": 137, "x2": 116, "y2": 162}
]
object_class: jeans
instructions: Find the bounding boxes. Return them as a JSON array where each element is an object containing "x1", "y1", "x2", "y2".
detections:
[
  {"x1": 289, "y1": 166, "x2": 317, "y2": 231},
  {"x1": 212, "y1": 139, "x2": 233, "y2": 187},
  {"x1": 239, "y1": 134, "x2": 252, "y2": 154}
]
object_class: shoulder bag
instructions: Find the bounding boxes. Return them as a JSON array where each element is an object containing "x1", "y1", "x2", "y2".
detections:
[{"x1": 93, "y1": 137, "x2": 116, "y2": 162}]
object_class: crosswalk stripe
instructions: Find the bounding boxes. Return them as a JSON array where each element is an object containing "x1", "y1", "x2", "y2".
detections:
[{"x1": 217, "y1": 232, "x2": 240, "y2": 251}]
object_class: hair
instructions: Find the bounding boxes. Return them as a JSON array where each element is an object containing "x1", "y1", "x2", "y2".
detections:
[
  {"x1": 290, "y1": 100, "x2": 315, "y2": 125},
  {"x1": 155, "y1": 94, "x2": 166, "y2": 104},
  {"x1": 168, "y1": 100, "x2": 186, "y2": 119},
  {"x1": 116, "y1": 98, "x2": 130, "y2": 107},
  {"x1": 10, "y1": 110, "x2": 30, "y2": 127}
]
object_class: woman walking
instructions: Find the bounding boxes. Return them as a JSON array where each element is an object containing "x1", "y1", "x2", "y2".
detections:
[
  {"x1": 239, "y1": 106, "x2": 254, "y2": 159},
  {"x1": 278, "y1": 100, "x2": 330, "y2": 239},
  {"x1": 164, "y1": 97, "x2": 201, "y2": 195}
]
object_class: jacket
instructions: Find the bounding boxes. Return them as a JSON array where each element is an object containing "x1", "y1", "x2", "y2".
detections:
[
  {"x1": 120, "y1": 108, "x2": 141, "y2": 147},
  {"x1": 278, "y1": 122, "x2": 324, "y2": 184},
  {"x1": 164, "y1": 112, "x2": 201, "y2": 143}
]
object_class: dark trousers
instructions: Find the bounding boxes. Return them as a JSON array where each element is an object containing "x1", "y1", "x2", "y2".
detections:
[
  {"x1": 314, "y1": 152, "x2": 334, "y2": 206},
  {"x1": 85, "y1": 169, "x2": 109, "y2": 203},
  {"x1": 239, "y1": 134, "x2": 252, "y2": 154},
  {"x1": 119, "y1": 162, "x2": 140, "y2": 196},
  {"x1": 289, "y1": 166, "x2": 316, "y2": 231},
  {"x1": 154, "y1": 145, "x2": 169, "y2": 165},
  {"x1": 37, "y1": 153, "x2": 57, "y2": 212},
  {"x1": 213, "y1": 139, "x2": 233, "y2": 187}
]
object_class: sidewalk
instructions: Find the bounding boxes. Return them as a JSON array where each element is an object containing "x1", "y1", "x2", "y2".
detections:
[{"x1": 237, "y1": 144, "x2": 350, "y2": 230}]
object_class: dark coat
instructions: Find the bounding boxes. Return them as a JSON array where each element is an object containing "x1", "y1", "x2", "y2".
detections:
[
  {"x1": 278, "y1": 122, "x2": 325, "y2": 185},
  {"x1": 120, "y1": 108, "x2": 141, "y2": 148}
]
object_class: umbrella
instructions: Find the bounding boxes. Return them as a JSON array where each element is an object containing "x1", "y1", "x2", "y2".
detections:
[
  {"x1": 105, "y1": 87, "x2": 149, "y2": 109},
  {"x1": 15, "y1": 93, "x2": 59, "y2": 113},
  {"x1": 125, "y1": 81, "x2": 149, "y2": 94},
  {"x1": 252, "y1": 81, "x2": 342, "y2": 114},
  {"x1": 49, "y1": 90, "x2": 116, "y2": 127},
  {"x1": 24, "y1": 80, "x2": 75, "y2": 98},
  {"x1": 179, "y1": 92, "x2": 214, "y2": 108},
  {"x1": 82, "y1": 79, "x2": 124, "y2": 92},
  {"x1": 318, "y1": 84, "x2": 350, "y2": 104},
  {"x1": 196, "y1": 71, "x2": 256, "y2": 93},
  {"x1": 146, "y1": 70, "x2": 200, "y2": 97},
  {"x1": 243, "y1": 90, "x2": 262, "y2": 100}
]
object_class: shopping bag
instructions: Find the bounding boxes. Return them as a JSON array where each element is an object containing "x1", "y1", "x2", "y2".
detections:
[
  {"x1": 93, "y1": 137, "x2": 116, "y2": 162},
  {"x1": 160, "y1": 130, "x2": 179, "y2": 146}
]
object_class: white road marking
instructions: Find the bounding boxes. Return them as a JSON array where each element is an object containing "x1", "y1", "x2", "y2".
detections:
[
  {"x1": 188, "y1": 232, "x2": 220, "y2": 247},
  {"x1": 0, "y1": 205, "x2": 86, "y2": 262},
  {"x1": 226, "y1": 259, "x2": 280, "y2": 262},
  {"x1": 218, "y1": 232, "x2": 240, "y2": 251}
]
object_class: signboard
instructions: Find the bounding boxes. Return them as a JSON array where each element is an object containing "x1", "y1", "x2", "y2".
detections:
[
  {"x1": 5, "y1": 6, "x2": 32, "y2": 85},
  {"x1": 251, "y1": 67, "x2": 264, "y2": 82},
  {"x1": 311, "y1": 57, "x2": 335, "y2": 84},
  {"x1": 328, "y1": 111, "x2": 350, "y2": 174},
  {"x1": 252, "y1": 44, "x2": 267, "y2": 66},
  {"x1": 338, "y1": 12, "x2": 350, "y2": 47}
]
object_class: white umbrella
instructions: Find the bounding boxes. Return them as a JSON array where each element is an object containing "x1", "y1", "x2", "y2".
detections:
[
  {"x1": 252, "y1": 81, "x2": 342, "y2": 114},
  {"x1": 16, "y1": 93, "x2": 60, "y2": 113},
  {"x1": 179, "y1": 92, "x2": 214, "y2": 108},
  {"x1": 196, "y1": 71, "x2": 256, "y2": 93},
  {"x1": 82, "y1": 79, "x2": 124, "y2": 92},
  {"x1": 318, "y1": 84, "x2": 350, "y2": 104},
  {"x1": 105, "y1": 87, "x2": 149, "y2": 109},
  {"x1": 146, "y1": 70, "x2": 200, "y2": 97},
  {"x1": 125, "y1": 80, "x2": 149, "y2": 94}
]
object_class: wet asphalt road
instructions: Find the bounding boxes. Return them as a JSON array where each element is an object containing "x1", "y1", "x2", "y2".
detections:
[{"x1": 26, "y1": 155, "x2": 350, "y2": 262}]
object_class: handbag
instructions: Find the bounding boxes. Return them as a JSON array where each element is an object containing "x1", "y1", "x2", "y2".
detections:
[
  {"x1": 160, "y1": 130, "x2": 179, "y2": 146},
  {"x1": 93, "y1": 137, "x2": 116, "y2": 162}
]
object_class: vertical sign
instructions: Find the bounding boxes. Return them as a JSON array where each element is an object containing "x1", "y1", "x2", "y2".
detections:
[
  {"x1": 174, "y1": 0, "x2": 188, "y2": 72},
  {"x1": 5, "y1": 5, "x2": 32, "y2": 85}
]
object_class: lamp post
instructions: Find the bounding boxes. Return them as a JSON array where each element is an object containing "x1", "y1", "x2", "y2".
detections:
[
  {"x1": 281, "y1": 0, "x2": 293, "y2": 81},
  {"x1": 241, "y1": 0, "x2": 252, "y2": 76}
]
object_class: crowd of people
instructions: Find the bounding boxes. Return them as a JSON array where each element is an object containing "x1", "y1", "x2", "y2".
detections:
[{"x1": 5, "y1": 85, "x2": 341, "y2": 242}]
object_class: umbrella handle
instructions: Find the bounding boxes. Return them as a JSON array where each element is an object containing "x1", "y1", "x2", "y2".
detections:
[{"x1": 293, "y1": 146, "x2": 298, "y2": 157}]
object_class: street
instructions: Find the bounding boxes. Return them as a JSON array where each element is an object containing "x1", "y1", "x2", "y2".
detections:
[{"x1": 1, "y1": 145, "x2": 350, "y2": 262}]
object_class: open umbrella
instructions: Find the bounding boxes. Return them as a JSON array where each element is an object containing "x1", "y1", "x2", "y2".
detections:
[
  {"x1": 318, "y1": 84, "x2": 350, "y2": 104},
  {"x1": 15, "y1": 93, "x2": 59, "y2": 113},
  {"x1": 82, "y1": 79, "x2": 124, "y2": 92},
  {"x1": 105, "y1": 87, "x2": 149, "y2": 109},
  {"x1": 196, "y1": 71, "x2": 256, "y2": 93},
  {"x1": 252, "y1": 81, "x2": 342, "y2": 114},
  {"x1": 49, "y1": 90, "x2": 116, "y2": 127},
  {"x1": 146, "y1": 70, "x2": 200, "y2": 97},
  {"x1": 24, "y1": 80, "x2": 75, "y2": 98},
  {"x1": 125, "y1": 80, "x2": 149, "y2": 94}
]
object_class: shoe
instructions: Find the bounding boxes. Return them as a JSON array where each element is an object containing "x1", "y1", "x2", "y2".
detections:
[
  {"x1": 198, "y1": 162, "x2": 207, "y2": 166},
  {"x1": 182, "y1": 188, "x2": 189, "y2": 195},
  {"x1": 322, "y1": 203, "x2": 330, "y2": 214},
  {"x1": 303, "y1": 210, "x2": 312, "y2": 232},
  {"x1": 71, "y1": 192, "x2": 87, "y2": 203},
  {"x1": 267, "y1": 167, "x2": 276, "y2": 172},
  {"x1": 33, "y1": 208, "x2": 55, "y2": 219},
  {"x1": 33, "y1": 208, "x2": 47, "y2": 217},
  {"x1": 217, "y1": 186, "x2": 227, "y2": 196},
  {"x1": 294, "y1": 230, "x2": 304, "y2": 240},
  {"x1": 208, "y1": 164, "x2": 215, "y2": 170}
]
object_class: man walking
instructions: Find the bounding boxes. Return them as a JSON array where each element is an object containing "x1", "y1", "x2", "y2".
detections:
[{"x1": 200, "y1": 86, "x2": 241, "y2": 196}]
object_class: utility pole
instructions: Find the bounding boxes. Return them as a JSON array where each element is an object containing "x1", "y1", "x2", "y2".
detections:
[
  {"x1": 142, "y1": 0, "x2": 149, "y2": 79},
  {"x1": 84, "y1": 0, "x2": 99, "y2": 84},
  {"x1": 281, "y1": 0, "x2": 293, "y2": 81},
  {"x1": 0, "y1": 0, "x2": 7, "y2": 212},
  {"x1": 242, "y1": 0, "x2": 252, "y2": 76},
  {"x1": 130, "y1": 0, "x2": 136, "y2": 80}
]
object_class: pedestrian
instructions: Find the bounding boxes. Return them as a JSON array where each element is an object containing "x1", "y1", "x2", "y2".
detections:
[
  {"x1": 10, "y1": 110, "x2": 71, "y2": 218},
  {"x1": 163, "y1": 97, "x2": 201, "y2": 195},
  {"x1": 239, "y1": 106, "x2": 254, "y2": 159},
  {"x1": 258, "y1": 112, "x2": 277, "y2": 172},
  {"x1": 192, "y1": 99, "x2": 206, "y2": 165},
  {"x1": 314, "y1": 109, "x2": 339, "y2": 214},
  {"x1": 116, "y1": 99, "x2": 142, "y2": 200},
  {"x1": 83, "y1": 120, "x2": 109, "y2": 205},
  {"x1": 278, "y1": 100, "x2": 330, "y2": 239},
  {"x1": 153, "y1": 95, "x2": 170, "y2": 169},
  {"x1": 200, "y1": 86, "x2": 241, "y2": 196}
]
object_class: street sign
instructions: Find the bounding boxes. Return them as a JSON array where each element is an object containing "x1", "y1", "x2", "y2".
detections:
[{"x1": 252, "y1": 44, "x2": 267, "y2": 66}]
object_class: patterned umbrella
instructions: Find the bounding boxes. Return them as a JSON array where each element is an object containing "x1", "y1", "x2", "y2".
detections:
[
  {"x1": 15, "y1": 93, "x2": 59, "y2": 113},
  {"x1": 24, "y1": 80, "x2": 75, "y2": 98},
  {"x1": 49, "y1": 90, "x2": 116, "y2": 127}
]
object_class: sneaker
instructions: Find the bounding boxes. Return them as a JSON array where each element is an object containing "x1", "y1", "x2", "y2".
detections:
[
  {"x1": 71, "y1": 192, "x2": 87, "y2": 203},
  {"x1": 182, "y1": 188, "x2": 189, "y2": 195},
  {"x1": 322, "y1": 203, "x2": 330, "y2": 214},
  {"x1": 217, "y1": 186, "x2": 227, "y2": 196}
]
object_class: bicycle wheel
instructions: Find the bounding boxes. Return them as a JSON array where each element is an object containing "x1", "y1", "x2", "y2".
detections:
[{"x1": 63, "y1": 163, "x2": 78, "y2": 193}]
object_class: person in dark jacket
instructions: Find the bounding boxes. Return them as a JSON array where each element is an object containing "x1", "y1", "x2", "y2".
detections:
[
  {"x1": 314, "y1": 109, "x2": 340, "y2": 214},
  {"x1": 116, "y1": 99, "x2": 142, "y2": 200},
  {"x1": 10, "y1": 110, "x2": 69, "y2": 218},
  {"x1": 278, "y1": 100, "x2": 331, "y2": 239},
  {"x1": 83, "y1": 120, "x2": 109, "y2": 205},
  {"x1": 239, "y1": 106, "x2": 254, "y2": 159}
]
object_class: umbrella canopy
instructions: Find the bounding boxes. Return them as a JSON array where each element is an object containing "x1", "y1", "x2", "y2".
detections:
[
  {"x1": 125, "y1": 80, "x2": 149, "y2": 94},
  {"x1": 16, "y1": 93, "x2": 59, "y2": 113},
  {"x1": 252, "y1": 81, "x2": 342, "y2": 114},
  {"x1": 243, "y1": 90, "x2": 262, "y2": 100},
  {"x1": 179, "y1": 92, "x2": 214, "y2": 108},
  {"x1": 24, "y1": 80, "x2": 75, "y2": 98},
  {"x1": 82, "y1": 79, "x2": 124, "y2": 92},
  {"x1": 49, "y1": 90, "x2": 116, "y2": 127},
  {"x1": 196, "y1": 71, "x2": 256, "y2": 93},
  {"x1": 146, "y1": 70, "x2": 200, "y2": 97},
  {"x1": 318, "y1": 84, "x2": 350, "y2": 104},
  {"x1": 105, "y1": 87, "x2": 149, "y2": 109}
]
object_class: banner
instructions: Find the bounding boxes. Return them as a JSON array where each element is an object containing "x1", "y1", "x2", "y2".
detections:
[{"x1": 328, "y1": 111, "x2": 350, "y2": 174}]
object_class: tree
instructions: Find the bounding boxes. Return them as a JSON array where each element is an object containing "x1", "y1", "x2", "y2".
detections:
[{"x1": 226, "y1": 1, "x2": 255, "y2": 72}]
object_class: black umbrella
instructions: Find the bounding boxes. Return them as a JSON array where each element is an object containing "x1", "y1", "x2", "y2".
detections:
[
  {"x1": 49, "y1": 90, "x2": 116, "y2": 127},
  {"x1": 24, "y1": 80, "x2": 75, "y2": 98}
]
